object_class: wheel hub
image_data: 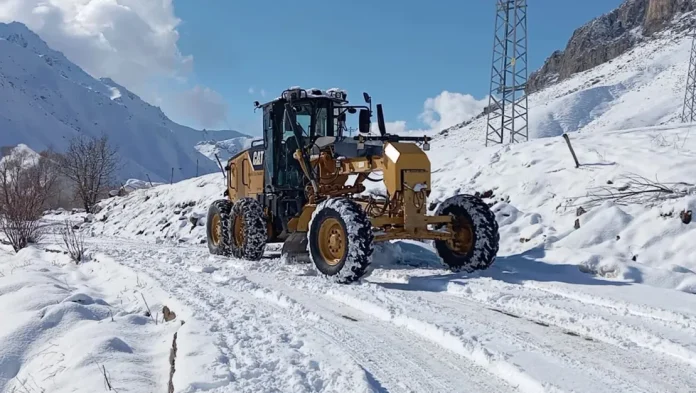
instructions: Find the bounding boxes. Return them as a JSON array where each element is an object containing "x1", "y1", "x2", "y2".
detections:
[
  {"x1": 448, "y1": 216, "x2": 474, "y2": 255},
  {"x1": 234, "y1": 215, "x2": 244, "y2": 247},
  {"x1": 318, "y1": 218, "x2": 346, "y2": 266},
  {"x1": 211, "y1": 214, "x2": 221, "y2": 246}
]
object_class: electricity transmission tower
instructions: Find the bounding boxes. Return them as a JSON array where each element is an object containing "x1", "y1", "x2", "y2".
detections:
[
  {"x1": 486, "y1": 0, "x2": 529, "y2": 146},
  {"x1": 682, "y1": 25, "x2": 696, "y2": 123}
]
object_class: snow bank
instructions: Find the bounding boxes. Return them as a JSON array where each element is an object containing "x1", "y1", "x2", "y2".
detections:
[
  {"x1": 0, "y1": 243, "x2": 226, "y2": 393},
  {"x1": 80, "y1": 174, "x2": 225, "y2": 245}
]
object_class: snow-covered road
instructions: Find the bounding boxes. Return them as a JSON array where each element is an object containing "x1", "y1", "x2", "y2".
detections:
[{"x1": 85, "y1": 236, "x2": 696, "y2": 393}]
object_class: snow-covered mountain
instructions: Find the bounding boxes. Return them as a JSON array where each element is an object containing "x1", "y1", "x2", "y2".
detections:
[
  {"x1": 0, "y1": 21, "x2": 253, "y2": 183},
  {"x1": 194, "y1": 137, "x2": 254, "y2": 162}
]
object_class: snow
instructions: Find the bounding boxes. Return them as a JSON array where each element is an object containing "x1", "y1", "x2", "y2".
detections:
[
  {"x1": 0, "y1": 246, "x2": 171, "y2": 392},
  {"x1": 0, "y1": 22, "x2": 249, "y2": 183},
  {"x1": 4, "y1": 9, "x2": 696, "y2": 393}
]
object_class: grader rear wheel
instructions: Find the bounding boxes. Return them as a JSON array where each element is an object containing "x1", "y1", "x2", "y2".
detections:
[
  {"x1": 206, "y1": 200, "x2": 233, "y2": 256},
  {"x1": 229, "y1": 198, "x2": 268, "y2": 261},
  {"x1": 308, "y1": 198, "x2": 374, "y2": 283},
  {"x1": 433, "y1": 194, "x2": 499, "y2": 272}
]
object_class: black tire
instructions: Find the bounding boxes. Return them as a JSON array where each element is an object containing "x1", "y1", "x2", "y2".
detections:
[
  {"x1": 308, "y1": 197, "x2": 374, "y2": 284},
  {"x1": 229, "y1": 197, "x2": 267, "y2": 261},
  {"x1": 433, "y1": 194, "x2": 499, "y2": 272},
  {"x1": 206, "y1": 199, "x2": 233, "y2": 256}
]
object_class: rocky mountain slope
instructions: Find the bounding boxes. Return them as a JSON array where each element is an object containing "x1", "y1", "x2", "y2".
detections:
[
  {"x1": 0, "y1": 22, "x2": 252, "y2": 183},
  {"x1": 529, "y1": 0, "x2": 695, "y2": 92}
]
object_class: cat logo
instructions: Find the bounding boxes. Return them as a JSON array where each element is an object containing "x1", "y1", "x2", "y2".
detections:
[{"x1": 251, "y1": 150, "x2": 264, "y2": 167}]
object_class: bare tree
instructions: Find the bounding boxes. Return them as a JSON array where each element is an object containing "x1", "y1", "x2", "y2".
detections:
[
  {"x1": 55, "y1": 134, "x2": 120, "y2": 213},
  {"x1": 0, "y1": 148, "x2": 59, "y2": 252},
  {"x1": 60, "y1": 219, "x2": 86, "y2": 263},
  {"x1": 568, "y1": 173, "x2": 694, "y2": 210}
]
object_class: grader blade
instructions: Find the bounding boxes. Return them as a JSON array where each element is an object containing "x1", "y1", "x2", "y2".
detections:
[{"x1": 281, "y1": 232, "x2": 310, "y2": 263}]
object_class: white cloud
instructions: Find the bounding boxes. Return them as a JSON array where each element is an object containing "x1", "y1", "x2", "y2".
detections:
[
  {"x1": 174, "y1": 85, "x2": 228, "y2": 129},
  {"x1": 0, "y1": 0, "x2": 227, "y2": 129},
  {"x1": 248, "y1": 87, "x2": 255, "y2": 94},
  {"x1": 371, "y1": 121, "x2": 408, "y2": 135},
  {"x1": 419, "y1": 91, "x2": 488, "y2": 130},
  {"x1": 260, "y1": 89, "x2": 266, "y2": 97},
  {"x1": 366, "y1": 90, "x2": 488, "y2": 136}
]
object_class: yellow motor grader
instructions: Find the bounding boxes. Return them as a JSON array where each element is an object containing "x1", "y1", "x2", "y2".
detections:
[{"x1": 206, "y1": 87, "x2": 499, "y2": 283}]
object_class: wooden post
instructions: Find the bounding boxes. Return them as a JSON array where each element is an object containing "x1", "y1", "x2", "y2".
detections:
[
  {"x1": 562, "y1": 133, "x2": 580, "y2": 168},
  {"x1": 170, "y1": 167, "x2": 174, "y2": 184},
  {"x1": 146, "y1": 174, "x2": 153, "y2": 187}
]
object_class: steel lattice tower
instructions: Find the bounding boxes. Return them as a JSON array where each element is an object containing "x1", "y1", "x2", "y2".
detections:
[
  {"x1": 682, "y1": 26, "x2": 696, "y2": 123},
  {"x1": 486, "y1": 0, "x2": 529, "y2": 146}
]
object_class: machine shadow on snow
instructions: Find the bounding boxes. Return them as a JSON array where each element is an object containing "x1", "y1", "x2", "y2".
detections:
[{"x1": 374, "y1": 244, "x2": 633, "y2": 292}]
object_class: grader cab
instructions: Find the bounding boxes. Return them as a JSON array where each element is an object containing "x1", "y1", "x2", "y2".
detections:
[{"x1": 206, "y1": 87, "x2": 499, "y2": 283}]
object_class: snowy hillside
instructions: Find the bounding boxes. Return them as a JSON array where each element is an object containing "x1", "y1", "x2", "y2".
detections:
[
  {"x1": 0, "y1": 22, "x2": 251, "y2": 183},
  {"x1": 441, "y1": 24, "x2": 692, "y2": 143}
]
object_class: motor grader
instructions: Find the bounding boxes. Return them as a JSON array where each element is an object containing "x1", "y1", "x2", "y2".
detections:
[{"x1": 206, "y1": 87, "x2": 500, "y2": 283}]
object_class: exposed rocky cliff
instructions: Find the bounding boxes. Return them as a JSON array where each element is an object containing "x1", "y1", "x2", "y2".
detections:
[{"x1": 528, "y1": 0, "x2": 695, "y2": 93}]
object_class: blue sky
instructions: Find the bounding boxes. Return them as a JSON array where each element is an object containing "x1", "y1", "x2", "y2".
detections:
[{"x1": 173, "y1": 0, "x2": 623, "y2": 136}]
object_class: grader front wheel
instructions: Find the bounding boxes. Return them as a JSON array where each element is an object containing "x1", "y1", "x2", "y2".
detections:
[
  {"x1": 434, "y1": 194, "x2": 500, "y2": 272},
  {"x1": 308, "y1": 198, "x2": 374, "y2": 283}
]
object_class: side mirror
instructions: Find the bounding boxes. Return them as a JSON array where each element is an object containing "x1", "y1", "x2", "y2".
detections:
[
  {"x1": 358, "y1": 109, "x2": 371, "y2": 134},
  {"x1": 363, "y1": 92, "x2": 371, "y2": 104}
]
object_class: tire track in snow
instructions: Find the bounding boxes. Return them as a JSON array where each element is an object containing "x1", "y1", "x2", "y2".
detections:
[
  {"x1": 87, "y1": 242, "x2": 378, "y2": 393},
  {"x1": 220, "y1": 267, "x2": 516, "y2": 393},
  {"x1": 224, "y1": 258, "x2": 696, "y2": 393},
  {"x1": 83, "y1": 237, "x2": 696, "y2": 392},
  {"x1": 516, "y1": 281, "x2": 696, "y2": 331},
  {"x1": 89, "y1": 239, "x2": 513, "y2": 393},
  {"x1": 221, "y1": 261, "x2": 562, "y2": 393},
  {"x1": 436, "y1": 278, "x2": 696, "y2": 368},
  {"x1": 371, "y1": 283, "x2": 696, "y2": 393}
]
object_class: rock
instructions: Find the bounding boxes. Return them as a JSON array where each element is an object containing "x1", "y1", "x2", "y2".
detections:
[
  {"x1": 576, "y1": 206, "x2": 587, "y2": 217},
  {"x1": 163, "y1": 306, "x2": 177, "y2": 322},
  {"x1": 681, "y1": 210, "x2": 693, "y2": 224}
]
